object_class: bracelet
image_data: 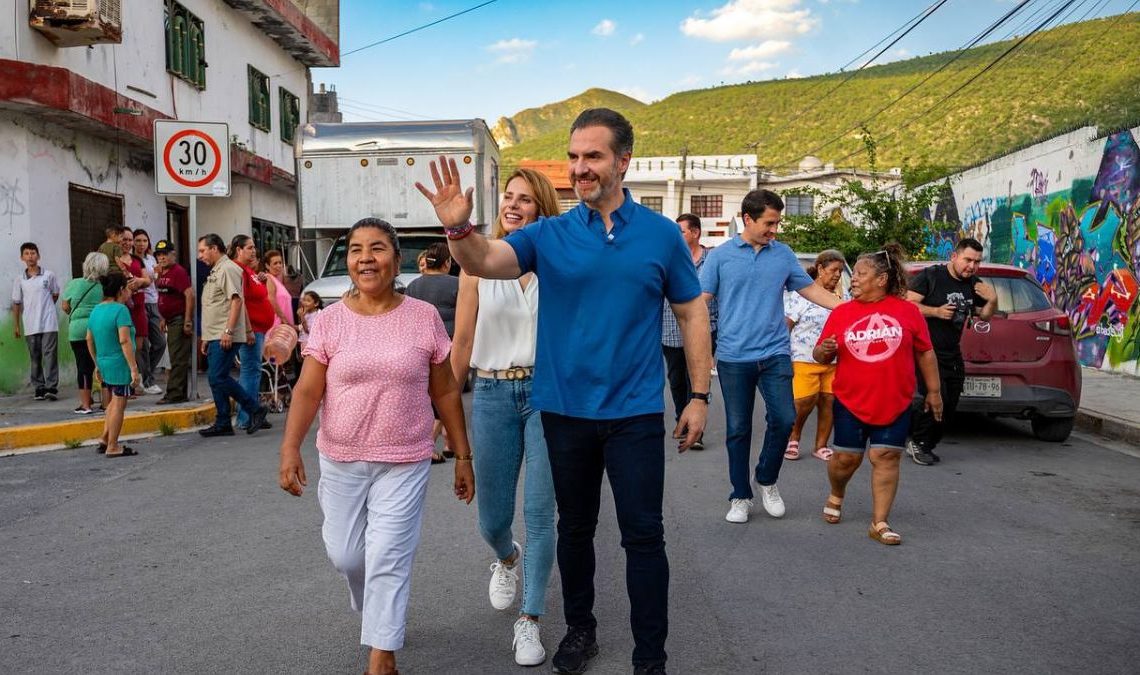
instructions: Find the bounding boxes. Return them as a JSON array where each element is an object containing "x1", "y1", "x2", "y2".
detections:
[
  {"x1": 454, "y1": 456, "x2": 473, "y2": 461},
  {"x1": 444, "y1": 221, "x2": 475, "y2": 240}
]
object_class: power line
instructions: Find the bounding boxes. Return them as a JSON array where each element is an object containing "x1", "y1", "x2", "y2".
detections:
[
  {"x1": 341, "y1": 0, "x2": 500, "y2": 58},
  {"x1": 833, "y1": 0, "x2": 1085, "y2": 165},
  {"x1": 746, "y1": 0, "x2": 949, "y2": 148},
  {"x1": 338, "y1": 96, "x2": 434, "y2": 120},
  {"x1": 796, "y1": 0, "x2": 1037, "y2": 160}
]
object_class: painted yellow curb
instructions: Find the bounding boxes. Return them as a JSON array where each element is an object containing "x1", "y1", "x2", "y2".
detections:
[{"x1": 0, "y1": 403, "x2": 216, "y2": 451}]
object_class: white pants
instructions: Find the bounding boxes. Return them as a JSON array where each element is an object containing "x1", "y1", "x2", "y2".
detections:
[{"x1": 317, "y1": 455, "x2": 431, "y2": 651}]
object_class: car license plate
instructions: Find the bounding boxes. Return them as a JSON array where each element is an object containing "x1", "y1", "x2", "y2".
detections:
[{"x1": 963, "y1": 377, "x2": 1002, "y2": 398}]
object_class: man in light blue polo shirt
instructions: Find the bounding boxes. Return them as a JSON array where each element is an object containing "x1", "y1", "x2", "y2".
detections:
[
  {"x1": 701, "y1": 189, "x2": 840, "y2": 524},
  {"x1": 418, "y1": 108, "x2": 711, "y2": 675}
]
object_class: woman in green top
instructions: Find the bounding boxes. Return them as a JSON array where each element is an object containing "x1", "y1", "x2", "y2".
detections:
[
  {"x1": 86, "y1": 274, "x2": 140, "y2": 457},
  {"x1": 61, "y1": 252, "x2": 109, "y2": 415}
]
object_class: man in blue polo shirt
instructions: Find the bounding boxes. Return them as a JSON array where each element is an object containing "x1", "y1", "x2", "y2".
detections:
[
  {"x1": 701, "y1": 189, "x2": 840, "y2": 524},
  {"x1": 418, "y1": 108, "x2": 710, "y2": 675}
]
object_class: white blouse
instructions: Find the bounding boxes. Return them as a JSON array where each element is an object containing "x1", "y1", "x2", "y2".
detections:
[{"x1": 470, "y1": 276, "x2": 539, "y2": 370}]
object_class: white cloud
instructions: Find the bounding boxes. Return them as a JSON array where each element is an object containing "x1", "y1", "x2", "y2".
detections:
[
  {"x1": 727, "y1": 40, "x2": 793, "y2": 60},
  {"x1": 785, "y1": 69, "x2": 804, "y2": 78},
  {"x1": 720, "y1": 60, "x2": 778, "y2": 77},
  {"x1": 617, "y1": 86, "x2": 652, "y2": 103},
  {"x1": 592, "y1": 19, "x2": 616, "y2": 37},
  {"x1": 630, "y1": 33, "x2": 645, "y2": 46},
  {"x1": 486, "y1": 38, "x2": 538, "y2": 64},
  {"x1": 681, "y1": 0, "x2": 818, "y2": 42}
]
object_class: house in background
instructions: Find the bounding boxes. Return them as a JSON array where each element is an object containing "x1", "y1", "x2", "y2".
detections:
[{"x1": 0, "y1": 0, "x2": 339, "y2": 393}]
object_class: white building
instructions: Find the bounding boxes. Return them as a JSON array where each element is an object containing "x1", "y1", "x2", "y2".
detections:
[{"x1": 0, "y1": 0, "x2": 338, "y2": 393}]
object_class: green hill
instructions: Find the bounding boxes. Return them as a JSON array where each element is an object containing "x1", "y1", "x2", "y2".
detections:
[
  {"x1": 492, "y1": 88, "x2": 647, "y2": 149},
  {"x1": 501, "y1": 12, "x2": 1140, "y2": 172}
]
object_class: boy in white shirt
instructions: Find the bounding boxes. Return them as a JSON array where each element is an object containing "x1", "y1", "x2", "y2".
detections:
[{"x1": 11, "y1": 242, "x2": 61, "y2": 400}]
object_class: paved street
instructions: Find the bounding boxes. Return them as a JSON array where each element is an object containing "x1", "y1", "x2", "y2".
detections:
[{"x1": 2, "y1": 393, "x2": 1139, "y2": 674}]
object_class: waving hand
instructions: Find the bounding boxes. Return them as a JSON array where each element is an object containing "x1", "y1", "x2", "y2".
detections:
[{"x1": 415, "y1": 156, "x2": 474, "y2": 229}]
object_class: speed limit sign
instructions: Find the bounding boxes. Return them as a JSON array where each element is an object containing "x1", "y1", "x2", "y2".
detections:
[{"x1": 153, "y1": 120, "x2": 230, "y2": 196}]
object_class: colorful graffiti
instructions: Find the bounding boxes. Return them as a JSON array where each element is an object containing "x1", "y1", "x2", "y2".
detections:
[{"x1": 937, "y1": 129, "x2": 1140, "y2": 373}]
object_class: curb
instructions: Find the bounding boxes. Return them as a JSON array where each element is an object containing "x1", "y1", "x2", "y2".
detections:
[
  {"x1": 1075, "y1": 408, "x2": 1140, "y2": 445},
  {"x1": 0, "y1": 403, "x2": 216, "y2": 455}
]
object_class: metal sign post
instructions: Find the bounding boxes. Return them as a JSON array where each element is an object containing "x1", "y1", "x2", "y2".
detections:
[{"x1": 153, "y1": 120, "x2": 230, "y2": 401}]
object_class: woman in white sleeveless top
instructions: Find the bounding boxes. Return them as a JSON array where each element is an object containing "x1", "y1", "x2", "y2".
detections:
[{"x1": 450, "y1": 168, "x2": 561, "y2": 668}]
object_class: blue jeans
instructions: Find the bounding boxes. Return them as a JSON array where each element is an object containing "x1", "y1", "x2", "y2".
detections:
[
  {"x1": 717, "y1": 355, "x2": 795, "y2": 499},
  {"x1": 541, "y1": 412, "x2": 668, "y2": 669},
  {"x1": 470, "y1": 376, "x2": 555, "y2": 618},
  {"x1": 236, "y1": 332, "x2": 265, "y2": 427},
  {"x1": 206, "y1": 340, "x2": 261, "y2": 427}
]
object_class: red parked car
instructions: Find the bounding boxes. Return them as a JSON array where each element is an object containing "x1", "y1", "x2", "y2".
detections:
[{"x1": 907, "y1": 262, "x2": 1082, "y2": 442}]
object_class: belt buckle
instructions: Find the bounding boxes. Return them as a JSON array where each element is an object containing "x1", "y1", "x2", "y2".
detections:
[{"x1": 506, "y1": 366, "x2": 526, "y2": 380}]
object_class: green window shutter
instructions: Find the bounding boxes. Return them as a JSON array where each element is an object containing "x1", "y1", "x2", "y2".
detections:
[
  {"x1": 279, "y1": 88, "x2": 299, "y2": 143},
  {"x1": 169, "y1": 12, "x2": 186, "y2": 75},
  {"x1": 249, "y1": 66, "x2": 270, "y2": 131}
]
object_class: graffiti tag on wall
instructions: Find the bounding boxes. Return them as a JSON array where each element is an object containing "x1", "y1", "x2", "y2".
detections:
[{"x1": 938, "y1": 130, "x2": 1140, "y2": 373}]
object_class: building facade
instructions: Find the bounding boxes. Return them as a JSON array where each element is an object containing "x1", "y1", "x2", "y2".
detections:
[{"x1": 0, "y1": 0, "x2": 339, "y2": 393}]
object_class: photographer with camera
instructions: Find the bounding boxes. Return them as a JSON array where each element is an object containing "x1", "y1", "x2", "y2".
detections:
[{"x1": 906, "y1": 238, "x2": 997, "y2": 466}]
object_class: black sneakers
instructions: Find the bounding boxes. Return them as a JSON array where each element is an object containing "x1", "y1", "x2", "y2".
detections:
[
  {"x1": 247, "y1": 406, "x2": 269, "y2": 435},
  {"x1": 199, "y1": 425, "x2": 235, "y2": 437},
  {"x1": 551, "y1": 626, "x2": 598, "y2": 674},
  {"x1": 634, "y1": 664, "x2": 667, "y2": 675},
  {"x1": 906, "y1": 440, "x2": 940, "y2": 465}
]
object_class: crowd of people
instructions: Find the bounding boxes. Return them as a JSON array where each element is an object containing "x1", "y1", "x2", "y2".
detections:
[{"x1": 8, "y1": 106, "x2": 997, "y2": 675}]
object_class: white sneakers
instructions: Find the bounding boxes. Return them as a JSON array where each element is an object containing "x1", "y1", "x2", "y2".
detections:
[
  {"x1": 759, "y1": 484, "x2": 786, "y2": 518},
  {"x1": 143, "y1": 385, "x2": 163, "y2": 395},
  {"x1": 488, "y1": 541, "x2": 521, "y2": 610},
  {"x1": 512, "y1": 617, "x2": 546, "y2": 666},
  {"x1": 725, "y1": 498, "x2": 752, "y2": 523}
]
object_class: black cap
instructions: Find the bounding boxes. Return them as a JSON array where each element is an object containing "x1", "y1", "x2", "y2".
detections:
[{"x1": 154, "y1": 240, "x2": 174, "y2": 254}]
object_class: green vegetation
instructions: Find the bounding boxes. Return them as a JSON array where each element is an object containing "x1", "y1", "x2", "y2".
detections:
[
  {"x1": 63, "y1": 438, "x2": 83, "y2": 449},
  {"x1": 501, "y1": 13, "x2": 1140, "y2": 172},
  {"x1": 158, "y1": 420, "x2": 178, "y2": 436},
  {"x1": 491, "y1": 88, "x2": 646, "y2": 148}
]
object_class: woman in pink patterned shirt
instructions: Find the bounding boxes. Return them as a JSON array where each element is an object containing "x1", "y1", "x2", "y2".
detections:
[{"x1": 278, "y1": 218, "x2": 475, "y2": 675}]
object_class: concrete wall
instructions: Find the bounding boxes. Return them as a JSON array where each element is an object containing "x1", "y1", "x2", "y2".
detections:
[
  {"x1": 1, "y1": 0, "x2": 309, "y2": 172},
  {"x1": 933, "y1": 124, "x2": 1140, "y2": 375}
]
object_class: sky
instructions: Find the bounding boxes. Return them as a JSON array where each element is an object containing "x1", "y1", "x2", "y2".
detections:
[{"x1": 314, "y1": 0, "x2": 1130, "y2": 125}]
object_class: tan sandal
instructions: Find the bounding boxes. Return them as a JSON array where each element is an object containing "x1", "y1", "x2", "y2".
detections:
[
  {"x1": 822, "y1": 496, "x2": 843, "y2": 524},
  {"x1": 869, "y1": 521, "x2": 901, "y2": 545}
]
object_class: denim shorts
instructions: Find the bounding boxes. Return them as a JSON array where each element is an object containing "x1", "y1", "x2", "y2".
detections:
[{"x1": 832, "y1": 398, "x2": 910, "y2": 453}]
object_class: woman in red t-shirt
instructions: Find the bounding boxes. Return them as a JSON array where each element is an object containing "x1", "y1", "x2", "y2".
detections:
[
  {"x1": 229, "y1": 235, "x2": 275, "y2": 430},
  {"x1": 813, "y1": 243, "x2": 943, "y2": 545}
]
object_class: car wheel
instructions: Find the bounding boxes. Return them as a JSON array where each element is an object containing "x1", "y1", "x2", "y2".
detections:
[{"x1": 1031, "y1": 415, "x2": 1074, "y2": 442}]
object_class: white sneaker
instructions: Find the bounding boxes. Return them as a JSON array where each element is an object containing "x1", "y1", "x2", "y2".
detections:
[
  {"x1": 512, "y1": 617, "x2": 546, "y2": 666},
  {"x1": 725, "y1": 498, "x2": 752, "y2": 523},
  {"x1": 759, "y1": 483, "x2": 786, "y2": 518},
  {"x1": 143, "y1": 385, "x2": 163, "y2": 395},
  {"x1": 488, "y1": 541, "x2": 521, "y2": 610}
]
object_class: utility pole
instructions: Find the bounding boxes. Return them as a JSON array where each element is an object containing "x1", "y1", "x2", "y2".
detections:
[{"x1": 677, "y1": 145, "x2": 689, "y2": 216}]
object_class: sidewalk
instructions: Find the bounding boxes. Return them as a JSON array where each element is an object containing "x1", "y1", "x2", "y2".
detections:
[
  {"x1": 1075, "y1": 367, "x2": 1140, "y2": 444},
  {"x1": 0, "y1": 372, "x2": 216, "y2": 456}
]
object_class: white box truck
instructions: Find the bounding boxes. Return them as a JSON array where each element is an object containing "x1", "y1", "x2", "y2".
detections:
[{"x1": 296, "y1": 119, "x2": 500, "y2": 304}]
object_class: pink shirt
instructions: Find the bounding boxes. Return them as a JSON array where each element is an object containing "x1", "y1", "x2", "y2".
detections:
[
  {"x1": 269, "y1": 274, "x2": 295, "y2": 329},
  {"x1": 302, "y1": 297, "x2": 451, "y2": 463}
]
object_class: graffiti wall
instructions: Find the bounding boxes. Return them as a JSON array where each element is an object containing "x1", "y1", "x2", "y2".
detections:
[{"x1": 937, "y1": 125, "x2": 1140, "y2": 375}]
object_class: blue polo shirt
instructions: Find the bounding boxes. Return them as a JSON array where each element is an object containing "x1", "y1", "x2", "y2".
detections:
[
  {"x1": 506, "y1": 189, "x2": 701, "y2": 419},
  {"x1": 700, "y1": 236, "x2": 812, "y2": 362}
]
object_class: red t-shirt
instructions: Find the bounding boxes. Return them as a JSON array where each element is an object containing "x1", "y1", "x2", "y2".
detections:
[
  {"x1": 239, "y1": 263, "x2": 275, "y2": 334},
  {"x1": 156, "y1": 263, "x2": 191, "y2": 320},
  {"x1": 818, "y1": 295, "x2": 932, "y2": 425}
]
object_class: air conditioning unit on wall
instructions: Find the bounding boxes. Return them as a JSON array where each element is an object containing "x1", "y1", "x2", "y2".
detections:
[{"x1": 30, "y1": 0, "x2": 122, "y2": 47}]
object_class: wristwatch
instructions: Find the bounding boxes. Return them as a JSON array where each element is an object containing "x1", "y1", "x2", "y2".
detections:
[
  {"x1": 689, "y1": 392, "x2": 711, "y2": 403},
  {"x1": 223, "y1": 328, "x2": 234, "y2": 336}
]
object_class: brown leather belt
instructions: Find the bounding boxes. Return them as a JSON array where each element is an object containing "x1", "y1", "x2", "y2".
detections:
[{"x1": 475, "y1": 366, "x2": 534, "y2": 380}]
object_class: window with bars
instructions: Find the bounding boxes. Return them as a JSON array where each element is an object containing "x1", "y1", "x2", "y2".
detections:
[
  {"x1": 165, "y1": 1, "x2": 206, "y2": 89},
  {"x1": 641, "y1": 196, "x2": 663, "y2": 213},
  {"x1": 248, "y1": 66, "x2": 271, "y2": 131},
  {"x1": 690, "y1": 194, "x2": 723, "y2": 218},
  {"x1": 784, "y1": 194, "x2": 815, "y2": 216},
  {"x1": 279, "y1": 88, "x2": 300, "y2": 143},
  {"x1": 252, "y1": 218, "x2": 295, "y2": 267}
]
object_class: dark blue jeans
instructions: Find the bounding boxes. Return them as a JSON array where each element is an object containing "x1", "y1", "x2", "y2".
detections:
[
  {"x1": 717, "y1": 355, "x2": 795, "y2": 499},
  {"x1": 206, "y1": 340, "x2": 261, "y2": 427},
  {"x1": 541, "y1": 412, "x2": 668, "y2": 669}
]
